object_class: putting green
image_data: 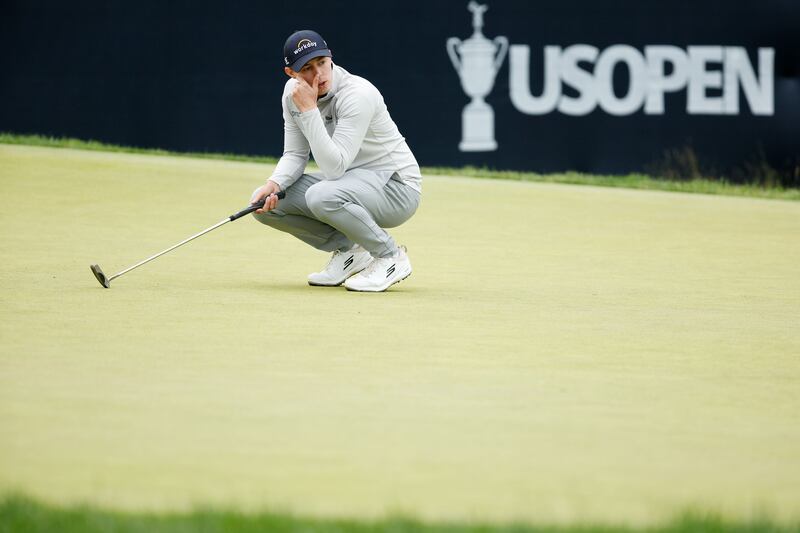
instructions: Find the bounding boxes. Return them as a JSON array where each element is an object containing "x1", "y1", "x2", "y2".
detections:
[{"x1": 0, "y1": 144, "x2": 798, "y2": 526}]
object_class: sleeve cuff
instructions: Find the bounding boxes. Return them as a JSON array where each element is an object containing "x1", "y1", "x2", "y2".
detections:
[
  {"x1": 295, "y1": 107, "x2": 323, "y2": 129},
  {"x1": 268, "y1": 176, "x2": 291, "y2": 190}
]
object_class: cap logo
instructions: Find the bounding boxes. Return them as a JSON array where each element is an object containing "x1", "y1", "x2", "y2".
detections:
[{"x1": 293, "y1": 38, "x2": 317, "y2": 56}]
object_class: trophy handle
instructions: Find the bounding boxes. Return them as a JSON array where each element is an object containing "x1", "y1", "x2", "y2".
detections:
[
  {"x1": 493, "y1": 36, "x2": 509, "y2": 70},
  {"x1": 446, "y1": 37, "x2": 462, "y2": 71}
]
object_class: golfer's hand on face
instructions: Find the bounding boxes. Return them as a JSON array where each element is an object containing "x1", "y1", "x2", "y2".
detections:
[
  {"x1": 251, "y1": 181, "x2": 281, "y2": 214},
  {"x1": 292, "y1": 74, "x2": 319, "y2": 112}
]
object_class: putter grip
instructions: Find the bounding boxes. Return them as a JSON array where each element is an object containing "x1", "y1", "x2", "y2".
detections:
[{"x1": 229, "y1": 190, "x2": 287, "y2": 221}]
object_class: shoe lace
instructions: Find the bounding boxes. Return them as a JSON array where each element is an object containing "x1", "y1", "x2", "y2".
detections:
[
  {"x1": 324, "y1": 250, "x2": 344, "y2": 270},
  {"x1": 360, "y1": 255, "x2": 386, "y2": 277}
]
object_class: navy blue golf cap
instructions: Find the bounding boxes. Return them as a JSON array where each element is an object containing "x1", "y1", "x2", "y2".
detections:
[{"x1": 283, "y1": 30, "x2": 331, "y2": 71}]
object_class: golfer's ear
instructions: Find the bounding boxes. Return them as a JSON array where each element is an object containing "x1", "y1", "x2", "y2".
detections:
[{"x1": 284, "y1": 67, "x2": 295, "y2": 78}]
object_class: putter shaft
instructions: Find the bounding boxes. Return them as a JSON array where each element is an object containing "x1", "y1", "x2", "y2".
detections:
[
  {"x1": 107, "y1": 218, "x2": 231, "y2": 282},
  {"x1": 92, "y1": 191, "x2": 285, "y2": 287}
]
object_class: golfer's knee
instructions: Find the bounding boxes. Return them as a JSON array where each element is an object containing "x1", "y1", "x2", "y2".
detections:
[{"x1": 305, "y1": 182, "x2": 342, "y2": 218}]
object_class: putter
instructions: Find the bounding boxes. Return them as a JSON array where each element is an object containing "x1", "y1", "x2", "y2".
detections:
[{"x1": 90, "y1": 191, "x2": 285, "y2": 288}]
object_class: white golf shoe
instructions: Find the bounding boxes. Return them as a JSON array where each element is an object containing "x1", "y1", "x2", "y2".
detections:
[
  {"x1": 307, "y1": 244, "x2": 373, "y2": 286},
  {"x1": 344, "y1": 246, "x2": 412, "y2": 292}
]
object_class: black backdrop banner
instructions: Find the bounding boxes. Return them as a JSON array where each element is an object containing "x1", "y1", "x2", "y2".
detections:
[{"x1": 2, "y1": 0, "x2": 798, "y2": 182}]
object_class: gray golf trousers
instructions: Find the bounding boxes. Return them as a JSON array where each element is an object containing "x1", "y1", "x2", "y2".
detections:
[{"x1": 252, "y1": 169, "x2": 421, "y2": 258}]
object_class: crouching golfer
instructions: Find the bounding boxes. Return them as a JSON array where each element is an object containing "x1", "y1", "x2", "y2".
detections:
[{"x1": 250, "y1": 30, "x2": 422, "y2": 292}]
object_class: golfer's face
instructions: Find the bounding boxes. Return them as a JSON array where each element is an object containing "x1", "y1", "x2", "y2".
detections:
[{"x1": 295, "y1": 56, "x2": 333, "y2": 96}]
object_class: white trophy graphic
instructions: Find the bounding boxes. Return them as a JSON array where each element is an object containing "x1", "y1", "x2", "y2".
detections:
[{"x1": 447, "y1": 2, "x2": 508, "y2": 151}]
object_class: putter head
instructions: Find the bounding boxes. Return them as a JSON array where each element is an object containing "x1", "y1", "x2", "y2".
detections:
[{"x1": 90, "y1": 264, "x2": 110, "y2": 288}]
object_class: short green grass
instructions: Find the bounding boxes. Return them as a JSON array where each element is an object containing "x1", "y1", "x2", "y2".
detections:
[
  {"x1": 422, "y1": 166, "x2": 800, "y2": 201},
  {"x1": 1, "y1": 495, "x2": 797, "y2": 533},
  {"x1": 1, "y1": 144, "x2": 799, "y2": 530},
  {"x1": 2, "y1": 132, "x2": 797, "y2": 200},
  {"x1": 0, "y1": 132, "x2": 280, "y2": 165}
]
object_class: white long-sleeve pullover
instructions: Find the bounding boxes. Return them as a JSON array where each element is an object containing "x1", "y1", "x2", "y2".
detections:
[{"x1": 268, "y1": 64, "x2": 422, "y2": 193}]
